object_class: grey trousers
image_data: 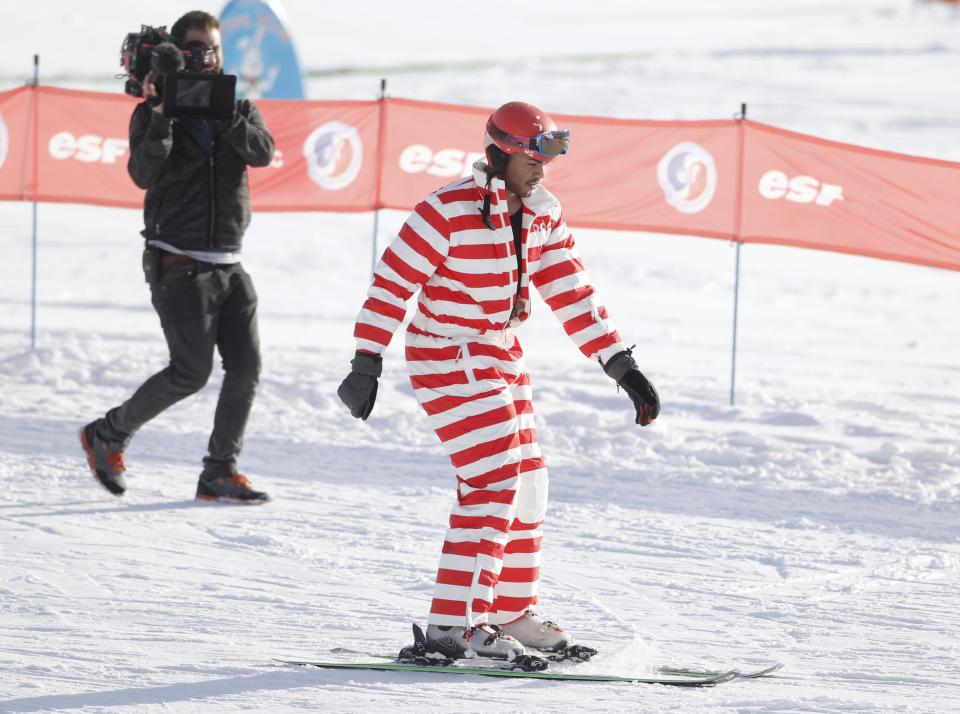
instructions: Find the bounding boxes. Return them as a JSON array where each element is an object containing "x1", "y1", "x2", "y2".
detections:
[{"x1": 99, "y1": 259, "x2": 261, "y2": 477}]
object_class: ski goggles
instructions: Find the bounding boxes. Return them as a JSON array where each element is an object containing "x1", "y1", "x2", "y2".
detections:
[{"x1": 489, "y1": 124, "x2": 571, "y2": 159}]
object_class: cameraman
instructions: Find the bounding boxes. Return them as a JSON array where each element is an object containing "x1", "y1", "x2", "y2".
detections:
[{"x1": 81, "y1": 10, "x2": 275, "y2": 503}]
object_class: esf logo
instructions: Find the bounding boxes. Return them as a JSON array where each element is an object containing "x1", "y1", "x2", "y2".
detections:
[
  {"x1": 758, "y1": 170, "x2": 844, "y2": 207},
  {"x1": 399, "y1": 145, "x2": 485, "y2": 178},
  {"x1": 528, "y1": 215, "x2": 552, "y2": 244},
  {"x1": 657, "y1": 142, "x2": 717, "y2": 214},
  {"x1": 0, "y1": 114, "x2": 8, "y2": 170},
  {"x1": 48, "y1": 132, "x2": 128, "y2": 164},
  {"x1": 303, "y1": 121, "x2": 362, "y2": 190}
]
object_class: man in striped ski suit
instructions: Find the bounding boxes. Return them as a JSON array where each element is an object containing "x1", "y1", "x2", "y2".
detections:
[{"x1": 338, "y1": 101, "x2": 660, "y2": 660}]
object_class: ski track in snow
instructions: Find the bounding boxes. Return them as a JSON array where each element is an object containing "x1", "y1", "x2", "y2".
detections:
[{"x1": 2, "y1": 1, "x2": 960, "y2": 712}]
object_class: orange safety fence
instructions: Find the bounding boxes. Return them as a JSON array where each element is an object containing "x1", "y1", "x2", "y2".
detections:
[{"x1": 1, "y1": 85, "x2": 958, "y2": 272}]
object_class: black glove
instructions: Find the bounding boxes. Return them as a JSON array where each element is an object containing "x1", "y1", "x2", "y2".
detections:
[
  {"x1": 601, "y1": 347, "x2": 661, "y2": 426},
  {"x1": 337, "y1": 352, "x2": 382, "y2": 420},
  {"x1": 216, "y1": 101, "x2": 241, "y2": 130}
]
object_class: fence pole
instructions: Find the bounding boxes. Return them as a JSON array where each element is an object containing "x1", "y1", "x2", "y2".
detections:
[
  {"x1": 730, "y1": 102, "x2": 747, "y2": 406},
  {"x1": 370, "y1": 78, "x2": 387, "y2": 278},
  {"x1": 30, "y1": 54, "x2": 39, "y2": 351},
  {"x1": 730, "y1": 241, "x2": 742, "y2": 406}
]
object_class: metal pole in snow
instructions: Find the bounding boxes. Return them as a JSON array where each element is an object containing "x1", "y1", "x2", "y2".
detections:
[
  {"x1": 730, "y1": 241, "x2": 742, "y2": 406},
  {"x1": 730, "y1": 102, "x2": 747, "y2": 406},
  {"x1": 30, "y1": 54, "x2": 39, "y2": 351},
  {"x1": 370, "y1": 78, "x2": 387, "y2": 278}
]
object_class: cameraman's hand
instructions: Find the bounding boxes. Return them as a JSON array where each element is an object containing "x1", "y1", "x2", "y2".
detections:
[
  {"x1": 602, "y1": 348, "x2": 661, "y2": 426},
  {"x1": 217, "y1": 101, "x2": 240, "y2": 128},
  {"x1": 144, "y1": 71, "x2": 162, "y2": 113}
]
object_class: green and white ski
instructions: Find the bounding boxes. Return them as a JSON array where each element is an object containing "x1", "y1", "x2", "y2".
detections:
[
  {"x1": 291, "y1": 623, "x2": 782, "y2": 685},
  {"x1": 323, "y1": 646, "x2": 784, "y2": 681},
  {"x1": 276, "y1": 658, "x2": 740, "y2": 686},
  {"x1": 658, "y1": 663, "x2": 784, "y2": 679}
]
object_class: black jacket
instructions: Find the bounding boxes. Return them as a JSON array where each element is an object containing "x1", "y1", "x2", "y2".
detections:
[{"x1": 128, "y1": 100, "x2": 275, "y2": 252}]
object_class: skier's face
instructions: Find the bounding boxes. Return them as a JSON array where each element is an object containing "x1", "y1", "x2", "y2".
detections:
[{"x1": 503, "y1": 154, "x2": 545, "y2": 198}]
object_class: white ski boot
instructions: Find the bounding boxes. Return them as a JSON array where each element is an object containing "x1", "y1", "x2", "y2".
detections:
[
  {"x1": 498, "y1": 610, "x2": 571, "y2": 652},
  {"x1": 425, "y1": 623, "x2": 525, "y2": 661}
]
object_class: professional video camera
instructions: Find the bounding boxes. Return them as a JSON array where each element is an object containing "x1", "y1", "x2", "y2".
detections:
[{"x1": 119, "y1": 24, "x2": 236, "y2": 120}]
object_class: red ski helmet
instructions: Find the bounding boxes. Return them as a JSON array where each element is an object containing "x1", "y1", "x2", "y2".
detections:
[{"x1": 483, "y1": 101, "x2": 570, "y2": 166}]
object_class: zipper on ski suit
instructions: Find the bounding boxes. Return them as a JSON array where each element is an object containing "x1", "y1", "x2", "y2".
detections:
[{"x1": 207, "y1": 150, "x2": 217, "y2": 248}]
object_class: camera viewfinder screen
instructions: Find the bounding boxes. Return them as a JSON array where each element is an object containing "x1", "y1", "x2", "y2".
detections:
[
  {"x1": 163, "y1": 73, "x2": 236, "y2": 119},
  {"x1": 176, "y1": 78, "x2": 213, "y2": 108}
]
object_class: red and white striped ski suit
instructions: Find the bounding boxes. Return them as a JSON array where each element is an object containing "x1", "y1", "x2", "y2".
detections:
[{"x1": 352, "y1": 161, "x2": 626, "y2": 627}]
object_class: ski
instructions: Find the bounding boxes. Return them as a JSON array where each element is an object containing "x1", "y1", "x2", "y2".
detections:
[
  {"x1": 276, "y1": 658, "x2": 739, "y2": 686},
  {"x1": 317, "y1": 623, "x2": 781, "y2": 683},
  {"x1": 658, "y1": 662, "x2": 784, "y2": 679},
  {"x1": 326, "y1": 646, "x2": 783, "y2": 680}
]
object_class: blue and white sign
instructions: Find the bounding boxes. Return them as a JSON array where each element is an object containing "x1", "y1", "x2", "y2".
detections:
[{"x1": 219, "y1": 0, "x2": 305, "y2": 99}]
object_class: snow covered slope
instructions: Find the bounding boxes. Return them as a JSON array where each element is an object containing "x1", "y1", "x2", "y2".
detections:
[{"x1": 1, "y1": 1, "x2": 959, "y2": 712}]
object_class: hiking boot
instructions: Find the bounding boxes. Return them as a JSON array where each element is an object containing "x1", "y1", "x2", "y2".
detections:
[
  {"x1": 425, "y1": 623, "x2": 525, "y2": 661},
  {"x1": 195, "y1": 474, "x2": 270, "y2": 504},
  {"x1": 80, "y1": 421, "x2": 127, "y2": 496},
  {"x1": 498, "y1": 610, "x2": 571, "y2": 652}
]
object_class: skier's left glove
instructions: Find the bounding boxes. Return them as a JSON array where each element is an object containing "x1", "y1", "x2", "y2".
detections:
[
  {"x1": 601, "y1": 347, "x2": 660, "y2": 426},
  {"x1": 337, "y1": 351, "x2": 382, "y2": 420}
]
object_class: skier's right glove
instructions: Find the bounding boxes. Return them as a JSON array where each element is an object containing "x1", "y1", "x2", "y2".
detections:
[
  {"x1": 601, "y1": 347, "x2": 661, "y2": 427},
  {"x1": 337, "y1": 351, "x2": 382, "y2": 420}
]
